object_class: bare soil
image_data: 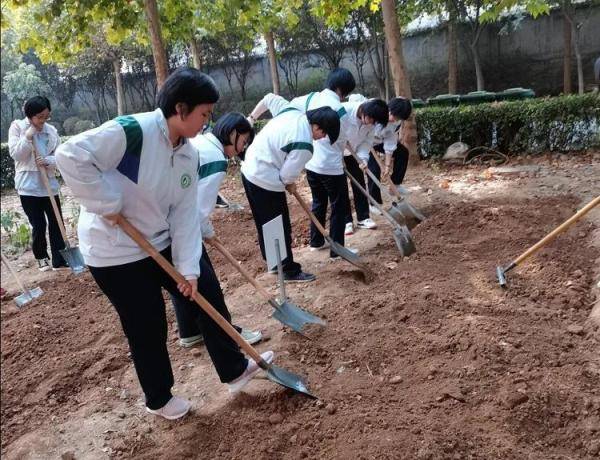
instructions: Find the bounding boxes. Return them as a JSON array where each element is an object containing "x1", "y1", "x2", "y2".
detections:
[{"x1": 2, "y1": 152, "x2": 599, "y2": 459}]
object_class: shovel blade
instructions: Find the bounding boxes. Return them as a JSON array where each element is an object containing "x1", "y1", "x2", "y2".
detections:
[
  {"x1": 387, "y1": 205, "x2": 408, "y2": 225},
  {"x1": 15, "y1": 286, "x2": 43, "y2": 308},
  {"x1": 60, "y1": 247, "x2": 86, "y2": 274},
  {"x1": 496, "y1": 266, "x2": 507, "y2": 287},
  {"x1": 328, "y1": 239, "x2": 372, "y2": 276},
  {"x1": 266, "y1": 364, "x2": 316, "y2": 398},
  {"x1": 271, "y1": 299, "x2": 326, "y2": 335},
  {"x1": 393, "y1": 228, "x2": 416, "y2": 257},
  {"x1": 226, "y1": 202, "x2": 245, "y2": 211},
  {"x1": 396, "y1": 200, "x2": 426, "y2": 227}
]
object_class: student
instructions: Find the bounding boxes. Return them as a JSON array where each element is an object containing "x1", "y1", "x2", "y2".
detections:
[
  {"x1": 286, "y1": 68, "x2": 358, "y2": 259},
  {"x1": 55, "y1": 68, "x2": 273, "y2": 421},
  {"x1": 370, "y1": 97, "x2": 413, "y2": 201},
  {"x1": 8, "y1": 96, "x2": 68, "y2": 271},
  {"x1": 342, "y1": 95, "x2": 389, "y2": 235},
  {"x1": 244, "y1": 95, "x2": 340, "y2": 282},
  {"x1": 172, "y1": 112, "x2": 262, "y2": 348}
]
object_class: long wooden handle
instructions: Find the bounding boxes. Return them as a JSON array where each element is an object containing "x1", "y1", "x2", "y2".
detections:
[
  {"x1": 348, "y1": 149, "x2": 394, "y2": 202},
  {"x1": 370, "y1": 149, "x2": 386, "y2": 172},
  {"x1": 117, "y1": 216, "x2": 264, "y2": 364},
  {"x1": 514, "y1": 195, "x2": 600, "y2": 266},
  {"x1": 208, "y1": 238, "x2": 273, "y2": 301},
  {"x1": 370, "y1": 149, "x2": 403, "y2": 200},
  {"x1": 1, "y1": 251, "x2": 29, "y2": 294},
  {"x1": 31, "y1": 142, "x2": 69, "y2": 243},
  {"x1": 291, "y1": 189, "x2": 329, "y2": 238}
]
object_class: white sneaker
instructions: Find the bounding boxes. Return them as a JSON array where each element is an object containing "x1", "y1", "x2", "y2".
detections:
[
  {"x1": 37, "y1": 258, "x2": 51, "y2": 272},
  {"x1": 146, "y1": 396, "x2": 191, "y2": 420},
  {"x1": 357, "y1": 218, "x2": 377, "y2": 229},
  {"x1": 241, "y1": 329, "x2": 262, "y2": 345},
  {"x1": 179, "y1": 334, "x2": 203, "y2": 348},
  {"x1": 369, "y1": 205, "x2": 383, "y2": 216},
  {"x1": 309, "y1": 242, "x2": 329, "y2": 251},
  {"x1": 344, "y1": 222, "x2": 354, "y2": 235},
  {"x1": 228, "y1": 351, "x2": 275, "y2": 394}
]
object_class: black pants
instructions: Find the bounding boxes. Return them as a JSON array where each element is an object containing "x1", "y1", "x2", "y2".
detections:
[
  {"x1": 367, "y1": 155, "x2": 383, "y2": 204},
  {"x1": 306, "y1": 170, "x2": 349, "y2": 257},
  {"x1": 171, "y1": 248, "x2": 242, "y2": 339},
  {"x1": 89, "y1": 247, "x2": 247, "y2": 410},
  {"x1": 19, "y1": 194, "x2": 66, "y2": 267},
  {"x1": 242, "y1": 174, "x2": 302, "y2": 276},
  {"x1": 373, "y1": 142, "x2": 409, "y2": 186},
  {"x1": 343, "y1": 156, "x2": 369, "y2": 224}
]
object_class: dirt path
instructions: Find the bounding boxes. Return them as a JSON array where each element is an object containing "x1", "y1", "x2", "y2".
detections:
[{"x1": 1, "y1": 152, "x2": 599, "y2": 459}]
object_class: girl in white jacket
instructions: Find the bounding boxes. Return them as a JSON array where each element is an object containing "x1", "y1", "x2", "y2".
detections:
[
  {"x1": 173, "y1": 112, "x2": 262, "y2": 348},
  {"x1": 8, "y1": 96, "x2": 67, "y2": 271},
  {"x1": 56, "y1": 68, "x2": 273, "y2": 421}
]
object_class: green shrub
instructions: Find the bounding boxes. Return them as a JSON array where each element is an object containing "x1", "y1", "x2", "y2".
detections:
[
  {"x1": 0, "y1": 209, "x2": 31, "y2": 249},
  {"x1": 416, "y1": 93, "x2": 600, "y2": 157},
  {"x1": 73, "y1": 119, "x2": 95, "y2": 133},
  {"x1": 63, "y1": 116, "x2": 81, "y2": 135}
]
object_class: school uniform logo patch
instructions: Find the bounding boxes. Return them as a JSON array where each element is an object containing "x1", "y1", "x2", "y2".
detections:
[{"x1": 180, "y1": 173, "x2": 192, "y2": 189}]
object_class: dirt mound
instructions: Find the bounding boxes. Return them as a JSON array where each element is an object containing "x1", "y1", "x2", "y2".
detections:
[{"x1": 2, "y1": 178, "x2": 599, "y2": 459}]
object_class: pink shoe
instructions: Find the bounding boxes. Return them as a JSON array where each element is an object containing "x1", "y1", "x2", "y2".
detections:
[{"x1": 228, "y1": 351, "x2": 275, "y2": 393}]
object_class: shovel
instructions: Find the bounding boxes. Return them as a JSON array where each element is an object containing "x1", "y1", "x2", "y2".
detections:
[
  {"x1": 347, "y1": 148, "x2": 407, "y2": 226},
  {"x1": 31, "y1": 143, "x2": 86, "y2": 274},
  {"x1": 290, "y1": 189, "x2": 373, "y2": 279},
  {"x1": 497, "y1": 195, "x2": 600, "y2": 287},
  {"x1": 217, "y1": 193, "x2": 244, "y2": 211},
  {"x1": 344, "y1": 167, "x2": 416, "y2": 258},
  {"x1": 208, "y1": 238, "x2": 326, "y2": 335},
  {"x1": 116, "y1": 215, "x2": 315, "y2": 398},
  {"x1": 1, "y1": 251, "x2": 43, "y2": 308},
  {"x1": 369, "y1": 149, "x2": 425, "y2": 228}
]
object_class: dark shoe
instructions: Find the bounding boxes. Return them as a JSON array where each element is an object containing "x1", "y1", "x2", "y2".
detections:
[
  {"x1": 283, "y1": 271, "x2": 316, "y2": 283},
  {"x1": 52, "y1": 261, "x2": 70, "y2": 271},
  {"x1": 215, "y1": 195, "x2": 229, "y2": 208}
]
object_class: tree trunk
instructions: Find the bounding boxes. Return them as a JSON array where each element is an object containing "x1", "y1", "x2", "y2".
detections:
[
  {"x1": 113, "y1": 58, "x2": 124, "y2": 116},
  {"x1": 381, "y1": 0, "x2": 419, "y2": 164},
  {"x1": 563, "y1": 15, "x2": 572, "y2": 94},
  {"x1": 264, "y1": 30, "x2": 280, "y2": 94},
  {"x1": 571, "y1": 22, "x2": 584, "y2": 95},
  {"x1": 447, "y1": 14, "x2": 458, "y2": 94},
  {"x1": 144, "y1": 0, "x2": 168, "y2": 88},
  {"x1": 471, "y1": 42, "x2": 484, "y2": 91},
  {"x1": 190, "y1": 39, "x2": 202, "y2": 69},
  {"x1": 381, "y1": 0, "x2": 412, "y2": 98}
]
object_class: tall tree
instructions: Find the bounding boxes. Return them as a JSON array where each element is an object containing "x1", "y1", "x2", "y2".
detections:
[{"x1": 144, "y1": 0, "x2": 168, "y2": 87}]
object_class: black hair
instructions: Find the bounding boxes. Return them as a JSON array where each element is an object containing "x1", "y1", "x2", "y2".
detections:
[
  {"x1": 359, "y1": 99, "x2": 389, "y2": 127},
  {"x1": 157, "y1": 67, "x2": 219, "y2": 118},
  {"x1": 325, "y1": 68, "x2": 356, "y2": 98},
  {"x1": 306, "y1": 107, "x2": 340, "y2": 144},
  {"x1": 23, "y1": 96, "x2": 51, "y2": 118},
  {"x1": 388, "y1": 97, "x2": 412, "y2": 120},
  {"x1": 212, "y1": 112, "x2": 255, "y2": 147}
]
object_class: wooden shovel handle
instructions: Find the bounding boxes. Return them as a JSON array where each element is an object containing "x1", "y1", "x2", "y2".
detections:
[
  {"x1": 31, "y1": 143, "x2": 69, "y2": 243},
  {"x1": 291, "y1": 189, "x2": 329, "y2": 238},
  {"x1": 1, "y1": 251, "x2": 28, "y2": 294},
  {"x1": 514, "y1": 195, "x2": 600, "y2": 266},
  {"x1": 207, "y1": 238, "x2": 273, "y2": 301},
  {"x1": 116, "y1": 216, "x2": 264, "y2": 364},
  {"x1": 370, "y1": 149, "x2": 403, "y2": 200}
]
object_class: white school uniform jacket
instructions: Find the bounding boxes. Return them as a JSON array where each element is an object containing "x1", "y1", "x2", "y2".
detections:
[
  {"x1": 342, "y1": 94, "x2": 379, "y2": 164},
  {"x1": 374, "y1": 119, "x2": 402, "y2": 156},
  {"x1": 288, "y1": 89, "x2": 350, "y2": 176},
  {"x1": 241, "y1": 108, "x2": 314, "y2": 192},
  {"x1": 189, "y1": 132, "x2": 228, "y2": 239},
  {"x1": 55, "y1": 108, "x2": 201, "y2": 279},
  {"x1": 8, "y1": 118, "x2": 61, "y2": 196}
]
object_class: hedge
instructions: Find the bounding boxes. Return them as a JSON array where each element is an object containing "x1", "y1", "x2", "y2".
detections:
[
  {"x1": 2, "y1": 94, "x2": 598, "y2": 188},
  {"x1": 416, "y1": 93, "x2": 600, "y2": 157}
]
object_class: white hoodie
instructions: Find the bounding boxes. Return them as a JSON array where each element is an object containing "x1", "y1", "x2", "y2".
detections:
[
  {"x1": 189, "y1": 132, "x2": 228, "y2": 239},
  {"x1": 288, "y1": 89, "x2": 350, "y2": 176},
  {"x1": 342, "y1": 94, "x2": 379, "y2": 164},
  {"x1": 55, "y1": 109, "x2": 201, "y2": 278},
  {"x1": 241, "y1": 108, "x2": 313, "y2": 192}
]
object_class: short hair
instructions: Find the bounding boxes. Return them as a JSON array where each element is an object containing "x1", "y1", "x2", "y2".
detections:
[
  {"x1": 157, "y1": 67, "x2": 220, "y2": 118},
  {"x1": 306, "y1": 107, "x2": 340, "y2": 144},
  {"x1": 360, "y1": 99, "x2": 389, "y2": 127},
  {"x1": 23, "y1": 96, "x2": 51, "y2": 118},
  {"x1": 325, "y1": 68, "x2": 356, "y2": 98},
  {"x1": 212, "y1": 112, "x2": 254, "y2": 147},
  {"x1": 388, "y1": 97, "x2": 412, "y2": 120}
]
